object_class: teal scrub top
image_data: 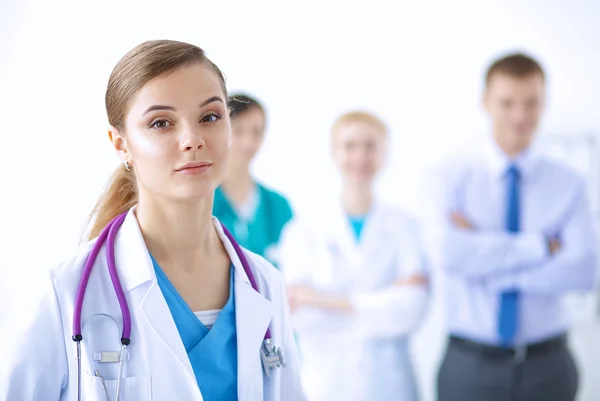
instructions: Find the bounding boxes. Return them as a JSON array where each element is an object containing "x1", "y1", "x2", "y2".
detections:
[
  {"x1": 151, "y1": 256, "x2": 238, "y2": 400},
  {"x1": 213, "y1": 183, "x2": 293, "y2": 268}
]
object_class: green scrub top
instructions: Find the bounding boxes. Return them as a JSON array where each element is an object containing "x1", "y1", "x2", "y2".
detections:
[{"x1": 213, "y1": 183, "x2": 293, "y2": 268}]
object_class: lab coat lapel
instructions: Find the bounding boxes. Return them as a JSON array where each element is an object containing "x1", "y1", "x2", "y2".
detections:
[
  {"x1": 140, "y1": 281, "x2": 200, "y2": 388},
  {"x1": 331, "y1": 199, "x2": 387, "y2": 271},
  {"x1": 358, "y1": 200, "x2": 386, "y2": 258},
  {"x1": 116, "y1": 209, "x2": 200, "y2": 395},
  {"x1": 235, "y1": 275, "x2": 272, "y2": 400},
  {"x1": 355, "y1": 201, "x2": 401, "y2": 289},
  {"x1": 330, "y1": 202, "x2": 361, "y2": 265},
  {"x1": 214, "y1": 219, "x2": 273, "y2": 401}
]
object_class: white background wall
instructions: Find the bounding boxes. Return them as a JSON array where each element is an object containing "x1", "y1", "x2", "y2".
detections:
[{"x1": 1, "y1": 0, "x2": 599, "y2": 400}]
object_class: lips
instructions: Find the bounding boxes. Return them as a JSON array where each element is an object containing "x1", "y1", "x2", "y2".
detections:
[{"x1": 176, "y1": 162, "x2": 212, "y2": 172}]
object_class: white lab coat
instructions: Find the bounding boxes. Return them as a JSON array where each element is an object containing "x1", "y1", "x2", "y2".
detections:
[
  {"x1": 280, "y1": 200, "x2": 428, "y2": 401},
  {"x1": 0, "y1": 208, "x2": 307, "y2": 401}
]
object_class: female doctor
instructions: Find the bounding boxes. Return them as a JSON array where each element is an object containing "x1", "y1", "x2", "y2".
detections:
[
  {"x1": 280, "y1": 111, "x2": 429, "y2": 401},
  {"x1": 213, "y1": 93, "x2": 293, "y2": 268},
  {"x1": 0, "y1": 40, "x2": 306, "y2": 401}
]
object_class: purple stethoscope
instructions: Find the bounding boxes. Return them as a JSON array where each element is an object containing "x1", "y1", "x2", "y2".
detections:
[{"x1": 71, "y1": 212, "x2": 285, "y2": 401}]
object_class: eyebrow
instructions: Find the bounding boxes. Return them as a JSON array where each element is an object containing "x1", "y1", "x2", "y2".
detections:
[{"x1": 142, "y1": 96, "x2": 224, "y2": 116}]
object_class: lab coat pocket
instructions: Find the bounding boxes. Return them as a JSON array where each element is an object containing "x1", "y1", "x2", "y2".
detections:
[{"x1": 83, "y1": 374, "x2": 152, "y2": 401}]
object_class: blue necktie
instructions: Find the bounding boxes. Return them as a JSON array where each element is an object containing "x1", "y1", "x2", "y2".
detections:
[{"x1": 498, "y1": 164, "x2": 520, "y2": 346}]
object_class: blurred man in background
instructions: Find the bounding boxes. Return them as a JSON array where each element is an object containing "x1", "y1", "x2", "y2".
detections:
[{"x1": 425, "y1": 53, "x2": 598, "y2": 401}]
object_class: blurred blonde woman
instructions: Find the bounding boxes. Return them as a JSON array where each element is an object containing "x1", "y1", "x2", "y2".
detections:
[{"x1": 280, "y1": 111, "x2": 428, "y2": 401}]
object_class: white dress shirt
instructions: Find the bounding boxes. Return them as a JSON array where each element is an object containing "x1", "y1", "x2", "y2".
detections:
[{"x1": 423, "y1": 139, "x2": 598, "y2": 345}]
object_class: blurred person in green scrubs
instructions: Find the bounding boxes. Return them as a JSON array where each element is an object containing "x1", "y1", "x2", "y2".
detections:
[{"x1": 213, "y1": 93, "x2": 293, "y2": 268}]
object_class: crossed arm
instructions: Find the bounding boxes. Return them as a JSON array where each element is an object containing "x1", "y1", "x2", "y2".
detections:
[
  {"x1": 437, "y1": 194, "x2": 597, "y2": 295},
  {"x1": 287, "y1": 273, "x2": 427, "y2": 314},
  {"x1": 286, "y1": 274, "x2": 428, "y2": 339},
  {"x1": 279, "y1": 220, "x2": 429, "y2": 339}
]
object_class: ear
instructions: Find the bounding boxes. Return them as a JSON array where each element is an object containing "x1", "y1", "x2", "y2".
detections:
[
  {"x1": 481, "y1": 89, "x2": 491, "y2": 115},
  {"x1": 540, "y1": 88, "x2": 547, "y2": 110},
  {"x1": 108, "y1": 126, "x2": 130, "y2": 164}
]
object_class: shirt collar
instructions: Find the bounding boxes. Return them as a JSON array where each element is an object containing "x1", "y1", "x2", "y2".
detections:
[{"x1": 484, "y1": 136, "x2": 540, "y2": 180}]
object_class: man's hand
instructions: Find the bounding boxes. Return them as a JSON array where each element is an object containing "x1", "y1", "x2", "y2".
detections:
[
  {"x1": 394, "y1": 273, "x2": 428, "y2": 286},
  {"x1": 452, "y1": 211, "x2": 561, "y2": 256},
  {"x1": 547, "y1": 236, "x2": 561, "y2": 255},
  {"x1": 451, "y1": 211, "x2": 475, "y2": 230}
]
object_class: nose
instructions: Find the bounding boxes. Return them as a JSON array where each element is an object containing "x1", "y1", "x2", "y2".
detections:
[
  {"x1": 511, "y1": 103, "x2": 532, "y2": 123},
  {"x1": 353, "y1": 146, "x2": 371, "y2": 161},
  {"x1": 239, "y1": 134, "x2": 257, "y2": 153},
  {"x1": 179, "y1": 123, "x2": 206, "y2": 151},
  {"x1": 513, "y1": 108, "x2": 527, "y2": 123}
]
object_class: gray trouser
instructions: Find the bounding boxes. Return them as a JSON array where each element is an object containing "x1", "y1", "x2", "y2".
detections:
[{"x1": 437, "y1": 335, "x2": 578, "y2": 401}]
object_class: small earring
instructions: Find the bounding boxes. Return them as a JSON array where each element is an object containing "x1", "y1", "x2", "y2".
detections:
[{"x1": 124, "y1": 161, "x2": 132, "y2": 172}]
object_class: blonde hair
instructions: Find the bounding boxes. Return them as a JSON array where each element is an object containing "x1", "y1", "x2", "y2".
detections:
[
  {"x1": 331, "y1": 110, "x2": 388, "y2": 138},
  {"x1": 85, "y1": 40, "x2": 227, "y2": 241}
]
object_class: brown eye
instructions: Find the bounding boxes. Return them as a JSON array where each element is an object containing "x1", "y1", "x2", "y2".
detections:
[
  {"x1": 201, "y1": 113, "x2": 222, "y2": 123},
  {"x1": 150, "y1": 119, "x2": 171, "y2": 129}
]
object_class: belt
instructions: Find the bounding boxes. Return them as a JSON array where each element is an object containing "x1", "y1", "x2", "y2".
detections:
[{"x1": 449, "y1": 334, "x2": 567, "y2": 363}]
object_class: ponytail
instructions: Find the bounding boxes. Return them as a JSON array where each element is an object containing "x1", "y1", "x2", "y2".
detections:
[{"x1": 86, "y1": 166, "x2": 137, "y2": 241}]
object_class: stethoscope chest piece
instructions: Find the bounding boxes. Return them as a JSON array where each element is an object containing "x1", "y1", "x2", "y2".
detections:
[{"x1": 260, "y1": 338, "x2": 286, "y2": 377}]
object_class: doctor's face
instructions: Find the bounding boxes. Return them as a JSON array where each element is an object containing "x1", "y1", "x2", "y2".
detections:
[
  {"x1": 111, "y1": 63, "x2": 231, "y2": 202},
  {"x1": 332, "y1": 121, "x2": 386, "y2": 185},
  {"x1": 230, "y1": 107, "x2": 266, "y2": 171},
  {"x1": 483, "y1": 72, "x2": 545, "y2": 155}
]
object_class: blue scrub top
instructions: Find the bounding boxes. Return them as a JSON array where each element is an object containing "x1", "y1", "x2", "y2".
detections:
[
  {"x1": 151, "y1": 256, "x2": 238, "y2": 400},
  {"x1": 348, "y1": 215, "x2": 366, "y2": 241},
  {"x1": 213, "y1": 183, "x2": 293, "y2": 268}
]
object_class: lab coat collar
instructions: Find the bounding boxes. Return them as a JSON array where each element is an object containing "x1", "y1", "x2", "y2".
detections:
[
  {"x1": 115, "y1": 207, "x2": 257, "y2": 293},
  {"x1": 332, "y1": 197, "x2": 394, "y2": 234},
  {"x1": 114, "y1": 207, "x2": 155, "y2": 294},
  {"x1": 115, "y1": 207, "x2": 273, "y2": 400},
  {"x1": 352, "y1": 200, "x2": 399, "y2": 247},
  {"x1": 330, "y1": 198, "x2": 393, "y2": 258}
]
